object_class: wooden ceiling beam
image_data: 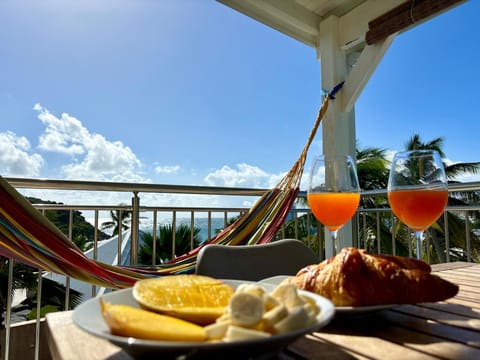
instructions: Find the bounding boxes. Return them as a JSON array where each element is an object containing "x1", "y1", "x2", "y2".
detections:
[{"x1": 366, "y1": 0, "x2": 467, "y2": 45}]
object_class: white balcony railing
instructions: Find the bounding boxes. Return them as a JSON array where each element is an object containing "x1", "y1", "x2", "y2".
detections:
[{"x1": 1, "y1": 178, "x2": 479, "y2": 359}]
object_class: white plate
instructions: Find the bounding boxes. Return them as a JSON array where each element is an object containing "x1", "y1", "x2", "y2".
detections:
[
  {"x1": 335, "y1": 304, "x2": 398, "y2": 314},
  {"x1": 73, "y1": 279, "x2": 335, "y2": 359},
  {"x1": 258, "y1": 275, "x2": 291, "y2": 286},
  {"x1": 259, "y1": 276, "x2": 398, "y2": 315}
]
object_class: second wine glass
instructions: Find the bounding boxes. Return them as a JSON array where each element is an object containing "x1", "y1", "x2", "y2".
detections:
[
  {"x1": 387, "y1": 150, "x2": 448, "y2": 260},
  {"x1": 307, "y1": 155, "x2": 360, "y2": 255}
]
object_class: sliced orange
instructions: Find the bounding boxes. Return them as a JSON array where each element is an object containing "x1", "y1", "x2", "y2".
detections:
[
  {"x1": 132, "y1": 275, "x2": 235, "y2": 325},
  {"x1": 99, "y1": 298, "x2": 206, "y2": 342}
]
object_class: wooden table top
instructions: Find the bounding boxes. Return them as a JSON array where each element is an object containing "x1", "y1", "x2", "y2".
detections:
[{"x1": 45, "y1": 262, "x2": 480, "y2": 360}]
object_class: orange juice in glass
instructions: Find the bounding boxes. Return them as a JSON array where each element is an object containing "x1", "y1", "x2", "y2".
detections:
[
  {"x1": 307, "y1": 155, "x2": 360, "y2": 255},
  {"x1": 388, "y1": 150, "x2": 448, "y2": 259},
  {"x1": 307, "y1": 193, "x2": 360, "y2": 232},
  {"x1": 388, "y1": 188, "x2": 448, "y2": 232}
]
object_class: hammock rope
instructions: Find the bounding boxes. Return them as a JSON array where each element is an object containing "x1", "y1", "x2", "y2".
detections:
[{"x1": 0, "y1": 87, "x2": 339, "y2": 289}]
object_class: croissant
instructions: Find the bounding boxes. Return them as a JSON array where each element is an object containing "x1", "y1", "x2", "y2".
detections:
[{"x1": 284, "y1": 247, "x2": 459, "y2": 306}]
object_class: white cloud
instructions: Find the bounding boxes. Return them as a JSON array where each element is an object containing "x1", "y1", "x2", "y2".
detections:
[
  {"x1": 33, "y1": 104, "x2": 146, "y2": 182},
  {"x1": 384, "y1": 149, "x2": 396, "y2": 162},
  {"x1": 35, "y1": 104, "x2": 87, "y2": 155},
  {"x1": 268, "y1": 171, "x2": 288, "y2": 188},
  {"x1": 204, "y1": 163, "x2": 272, "y2": 188},
  {"x1": 0, "y1": 131, "x2": 44, "y2": 176},
  {"x1": 155, "y1": 165, "x2": 180, "y2": 174},
  {"x1": 454, "y1": 173, "x2": 480, "y2": 182}
]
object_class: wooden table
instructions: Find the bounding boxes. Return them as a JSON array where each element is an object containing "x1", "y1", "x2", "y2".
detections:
[{"x1": 45, "y1": 262, "x2": 480, "y2": 359}]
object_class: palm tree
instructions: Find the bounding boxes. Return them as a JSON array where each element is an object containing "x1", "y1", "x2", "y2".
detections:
[
  {"x1": 72, "y1": 234, "x2": 93, "y2": 252},
  {"x1": 0, "y1": 259, "x2": 83, "y2": 327},
  {"x1": 404, "y1": 133, "x2": 480, "y2": 182},
  {"x1": 356, "y1": 145, "x2": 390, "y2": 191},
  {"x1": 23, "y1": 277, "x2": 83, "y2": 318},
  {"x1": 336, "y1": 135, "x2": 480, "y2": 262},
  {"x1": 403, "y1": 133, "x2": 480, "y2": 262},
  {"x1": 354, "y1": 144, "x2": 413, "y2": 256},
  {"x1": 101, "y1": 207, "x2": 132, "y2": 236},
  {"x1": 404, "y1": 133, "x2": 446, "y2": 157},
  {"x1": 138, "y1": 224, "x2": 202, "y2": 265},
  {"x1": 281, "y1": 134, "x2": 479, "y2": 262},
  {"x1": 285, "y1": 145, "x2": 393, "y2": 256},
  {"x1": 355, "y1": 145, "x2": 400, "y2": 254},
  {"x1": 0, "y1": 258, "x2": 37, "y2": 328}
]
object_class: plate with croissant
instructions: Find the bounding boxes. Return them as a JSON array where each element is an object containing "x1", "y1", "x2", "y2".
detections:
[{"x1": 261, "y1": 247, "x2": 459, "y2": 314}]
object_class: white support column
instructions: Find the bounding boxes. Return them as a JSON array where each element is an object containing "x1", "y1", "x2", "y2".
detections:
[
  {"x1": 316, "y1": 15, "x2": 396, "y2": 257},
  {"x1": 341, "y1": 35, "x2": 395, "y2": 112},
  {"x1": 318, "y1": 15, "x2": 356, "y2": 162},
  {"x1": 317, "y1": 15, "x2": 357, "y2": 257}
]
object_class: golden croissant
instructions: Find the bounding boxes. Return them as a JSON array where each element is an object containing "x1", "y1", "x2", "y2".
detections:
[{"x1": 284, "y1": 247, "x2": 458, "y2": 306}]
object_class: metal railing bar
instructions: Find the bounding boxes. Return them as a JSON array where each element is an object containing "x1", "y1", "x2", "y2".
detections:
[
  {"x1": 465, "y1": 210, "x2": 472, "y2": 262},
  {"x1": 152, "y1": 210, "x2": 158, "y2": 265},
  {"x1": 4, "y1": 259, "x2": 14, "y2": 360},
  {"x1": 130, "y1": 193, "x2": 140, "y2": 265},
  {"x1": 207, "y1": 211, "x2": 212, "y2": 240},
  {"x1": 118, "y1": 210, "x2": 123, "y2": 265},
  {"x1": 172, "y1": 211, "x2": 177, "y2": 259},
  {"x1": 29, "y1": 204, "x2": 255, "y2": 214},
  {"x1": 444, "y1": 212, "x2": 450, "y2": 263},
  {"x1": 3, "y1": 178, "x2": 480, "y2": 360},
  {"x1": 5, "y1": 177, "x2": 269, "y2": 196},
  {"x1": 34, "y1": 271, "x2": 42, "y2": 360}
]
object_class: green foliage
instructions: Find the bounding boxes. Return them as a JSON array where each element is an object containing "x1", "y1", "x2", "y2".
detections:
[
  {"x1": 0, "y1": 259, "x2": 38, "y2": 322},
  {"x1": 357, "y1": 134, "x2": 480, "y2": 263},
  {"x1": 27, "y1": 197, "x2": 109, "y2": 241},
  {"x1": 356, "y1": 146, "x2": 390, "y2": 191},
  {"x1": 31, "y1": 277, "x2": 83, "y2": 309},
  {"x1": 27, "y1": 305, "x2": 59, "y2": 320},
  {"x1": 0, "y1": 261, "x2": 83, "y2": 327},
  {"x1": 280, "y1": 213, "x2": 321, "y2": 255},
  {"x1": 101, "y1": 207, "x2": 132, "y2": 236},
  {"x1": 295, "y1": 135, "x2": 480, "y2": 263},
  {"x1": 138, "y1": 224, "x2": 203, "y2": 265},
  {"x1": 1, "y1": 197, "x2": 94, "y2": 326},
  {"x1": 73, "y1": 234, "x2": 93, "y2": 252},
  {"x1": 215, "y1": 216, "x2": 238, "y2": 235}
]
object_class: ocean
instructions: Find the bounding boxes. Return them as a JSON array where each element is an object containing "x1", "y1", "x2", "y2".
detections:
[{"x1": 139, "y1": 217, "x2": 230, "y2": 242}]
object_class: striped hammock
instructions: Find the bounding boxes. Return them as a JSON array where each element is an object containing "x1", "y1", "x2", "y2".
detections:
[{"x1": 0, "y1": 93, "x2": 334, "y2": 289}]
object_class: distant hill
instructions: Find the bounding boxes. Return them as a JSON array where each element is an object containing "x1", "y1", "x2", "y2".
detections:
[{"x1": 26, "y1": 197, "x2": 110, "y2": 244}]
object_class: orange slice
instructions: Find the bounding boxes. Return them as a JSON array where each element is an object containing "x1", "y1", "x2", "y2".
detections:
[
  {"x1": 99, "y1": 298, "x2": 206, "y2": 342},
  {"x1": 132, "y1": 275, "x2": 235, "y2": 325}
]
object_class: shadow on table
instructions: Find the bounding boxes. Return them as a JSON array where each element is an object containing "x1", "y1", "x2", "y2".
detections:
[
  {"x1": 288, "y1": 335, "x2": 359, "y2": 360},
  {"x1": 105, "y1": 350, "x2": 133, "y2": 360},
  {"x1": 325, "y1": 306, "x2": 480, "y2": 346}
]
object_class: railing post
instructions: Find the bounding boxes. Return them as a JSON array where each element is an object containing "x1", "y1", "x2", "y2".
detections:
[
  {"x1": 465, "y1": 210, "x2": 472, "y2": 262},
  {"x1": 444, "y1": 211, "x2": 450, "y2": 262},
  {"x1": 118, "y1": 210, "x2": 123, "y2": 265},
  {"x1": 130, "y1": 192, "x2": 140, "y2": 265},
  {"x1": 3, "y1": 259, "x2": 14, "y2": 360}
]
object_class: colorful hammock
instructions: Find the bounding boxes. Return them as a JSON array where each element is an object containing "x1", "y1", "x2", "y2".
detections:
[{"x1": 0, "y1": 89, "x2": 337, "y2": 289}]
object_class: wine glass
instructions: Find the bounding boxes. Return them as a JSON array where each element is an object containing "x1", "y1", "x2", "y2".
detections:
[
  {"x1": 307, "y1": 155, "x2": 360, "y2": 255},
  {"x1": 387, "y1": 150, "x2": 448, "y2": 260}
]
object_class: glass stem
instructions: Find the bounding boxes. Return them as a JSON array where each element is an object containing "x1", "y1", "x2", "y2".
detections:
[
  {"x1": 330, "y1": 230, "x2": 338, "y2": 256},
  {"x1": 414, "y1": 231, "x2": 423, "y2": 260}
]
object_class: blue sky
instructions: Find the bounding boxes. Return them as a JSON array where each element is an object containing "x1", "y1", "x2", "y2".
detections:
[{"x1": 1, "y1": 0, "x2": 479, "y2": 207}]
